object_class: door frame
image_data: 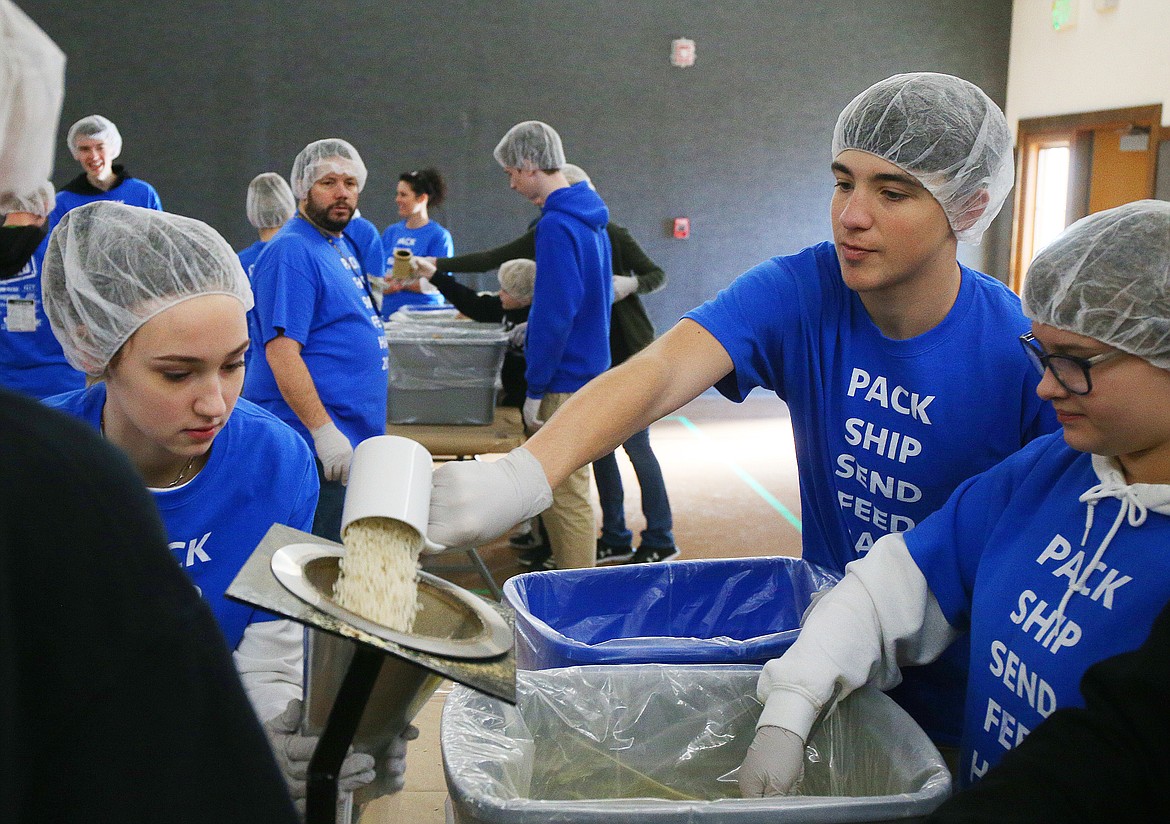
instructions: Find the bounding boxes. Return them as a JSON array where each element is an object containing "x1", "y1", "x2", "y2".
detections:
[{"x1": 1010, "y1": 104, "x2": 1162, "y2": 292}]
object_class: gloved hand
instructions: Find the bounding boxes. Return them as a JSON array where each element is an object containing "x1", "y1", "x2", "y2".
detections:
[
  {"x1": 738, "y1": 725, "x2": 806, "y2": 798},
  {"x1": 411, "y1": 256, "x2": 437, "y2": 279},
  {"x1": 522, "y1": 396, "x2": 545, "y2": 431},
  {"x1": 507, "y1": 321, "x2": 528, "y2": 349},
  {"x1": 311, "y1": 421, "x2": 353, "y2": 484},
  {"x1": 263, "y1": 699, "x2": 377, "y2": 815},
  {"x1": 611, "y1": 274, "x2": 639, "y2": 302},
  {"x1": 428, "y1": 446, "x2": 553, "y2": 549},
  {"x1": 382, "y1": 724, "x2": 420, "y2": 794},
  {"x1": 367, "y1": 274, "x2": 388, "y2": 294}
]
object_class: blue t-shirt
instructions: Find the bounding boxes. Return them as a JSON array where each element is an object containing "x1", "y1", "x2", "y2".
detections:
[
  {"x1": 0, "y1": 235, "x2": 85, "y2": 399},
  {"x1": 685, "y1": 240, "x2": 1057, "y2": 743},
  {"x1": 526, "y1": 182, "x2": 612, "y2": 396},
  {"x1": 379, "y1": 219, "x2": 454, "y2": 317},
  {"x1": 905, "y1": 432, "x2": 1170, "y2": 787},
  {"x1": 237, "y1": 239, "x2": 267, "y2": 374},
  {"x1": 46, "y1": 385, "x2": 319, "y2": 649},
  {"x1": 48, "y1": 175, "x2": 163, "y2": 229},
  {"x1": 346, "y1": 214, "x2": 387, "y2": 281},
  {"x1": 242, "y1": 214, "x2": 388, "y2": 447}
]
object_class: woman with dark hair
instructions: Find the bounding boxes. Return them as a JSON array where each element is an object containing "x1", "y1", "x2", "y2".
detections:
[{"x1": 380, "y1": 167, "x2": 454, "y2": 317}]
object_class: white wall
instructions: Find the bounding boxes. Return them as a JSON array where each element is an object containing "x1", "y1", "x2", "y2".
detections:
[{"x1": 1007, "y1": 0, "x2": 1170, "y2": 131}]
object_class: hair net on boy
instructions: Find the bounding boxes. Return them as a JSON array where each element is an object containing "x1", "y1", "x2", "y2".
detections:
[
  {"x1": 290, "y1": 138, "x2": 367, "y2": 200},
  {"x1": 561, "y1": 163, "x2": 595, "y2": 190},
  {"x1": 246, "y1": 172, "x2": 296, "y2": 229},
  {"x1": 1022, "y1": 199, "x2": 1170, "y2": 370},
  {"x1": 498, "y1": 258, "x2": 537, "y2": 302},
  {"x1": 832, "y1": 72, "x2": 1014, "y2": 245},
  {"x1": 0, "y1": 179, "x2": 54, "y2": 216},
  {"x1": 66, "y1": 114, "x2": 122, "y2": 159},
  {"x1": 493, "y1": 121, "x2": 565, "y2": 171},
  {"x1": 42, "y1": 201, "x2": 253, "y2": 375}
]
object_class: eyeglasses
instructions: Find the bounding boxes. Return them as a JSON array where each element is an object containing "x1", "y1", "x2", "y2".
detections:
[{"x1": 1018, "y1": 332, "x2": 1125, "y2": 395}]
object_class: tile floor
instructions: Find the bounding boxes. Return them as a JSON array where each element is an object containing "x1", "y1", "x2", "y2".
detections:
[{"x1": 358, "y1": 391, "x2": 800, "y2": 823}]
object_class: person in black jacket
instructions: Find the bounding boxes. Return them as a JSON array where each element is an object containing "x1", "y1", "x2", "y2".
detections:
[{"x1": 0, "y1": 388, "x2": 298, "y2": 823}]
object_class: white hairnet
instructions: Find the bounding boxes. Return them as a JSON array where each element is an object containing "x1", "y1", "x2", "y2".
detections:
[
  {"x1": 498, "y1": 258, "x2": 537, "y2": 302},
  {"x1": 246, "y1": 172, "x2": 295, "y2": 229},
  {"x1": 290, "y1": 138, "x2": 367, "y2": 200},
  {"x1": 493, "y1": 121, "x2": 565, "y2": 171},
  {"x1": 0, "y1": 0, "x2": 66, "y2": 203},
  {"x1": 1022, "y1": 200, "x2": 1170, "y2": 370},
  {"x1": 43, "y1": 201, "x2": 253, "y2": 375},
  {"x1": 0, "y1": 179, "x2": 53, "y2": 216},
  {"x1": 561, "y1": 163, "x2": 594, "y2": 190},
  {"x1": 832, "y1": 72, "x2": 1014, "y2": 245},
  {"x1": 67, "y1": 114, "x2": 122, "y2": 160}
]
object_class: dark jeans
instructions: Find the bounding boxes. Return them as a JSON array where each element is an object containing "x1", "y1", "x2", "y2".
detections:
[
  {"x1": 592, "y1": 426, "x2": 674, "y2": 549},
  {"x1": 311, "y1": 459, "x2": 345, "y2": 543}
]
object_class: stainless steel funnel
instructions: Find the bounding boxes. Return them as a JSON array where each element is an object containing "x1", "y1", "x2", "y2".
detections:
[{"x1": 226, "y1": 524, "x2": 516, "y2": 823}]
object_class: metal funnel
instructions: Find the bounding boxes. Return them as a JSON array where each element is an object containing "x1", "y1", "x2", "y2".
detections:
[{"x1": 227, "y1": 523, "x2": 515, "y2": 823}]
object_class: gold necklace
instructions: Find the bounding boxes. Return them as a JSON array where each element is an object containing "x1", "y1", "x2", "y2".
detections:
[
  {"x1": 167, "y1": 455, "x2": 199, "y2": 488},
  {"x1": 100, "y1": 410, "x2": 198, "y2": 488}
]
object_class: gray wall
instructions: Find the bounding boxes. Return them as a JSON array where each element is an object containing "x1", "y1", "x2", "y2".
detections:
[{"x1": 25, "y1": 0, "x2": 1013, "y2": 333}]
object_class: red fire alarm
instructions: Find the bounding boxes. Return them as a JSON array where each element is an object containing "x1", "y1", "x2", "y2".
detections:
[{"x1": 672, "y1": 217, "x2": 690, "y2": 239}]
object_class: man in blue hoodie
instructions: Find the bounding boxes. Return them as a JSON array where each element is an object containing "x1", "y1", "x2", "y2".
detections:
[{"x1": 493, "y1": 121, "x2": 612, "y2": 569}]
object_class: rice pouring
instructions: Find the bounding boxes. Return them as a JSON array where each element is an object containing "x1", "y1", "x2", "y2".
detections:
[{"x1": 335, "y1": 516, "x2": 424, "y2": 633}]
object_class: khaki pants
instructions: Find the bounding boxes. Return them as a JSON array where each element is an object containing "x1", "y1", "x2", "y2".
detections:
[{"x1": 537, "y1": 392, "x2": 597, "y2": 569}]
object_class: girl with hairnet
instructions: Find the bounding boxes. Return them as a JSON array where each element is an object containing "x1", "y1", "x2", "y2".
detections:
[
  {"x1": 40, "y1": 201, "x2": 408, "y2": 812},
  {"x1": 738, "y1": 200, "x2": 1170, "y2": 797},
  {"x1": 428, "y1": 72, "x2": 1056, "y2": 745},
  {"x1": 238, "y1": 173, "x2": 296, "y2": 373}
]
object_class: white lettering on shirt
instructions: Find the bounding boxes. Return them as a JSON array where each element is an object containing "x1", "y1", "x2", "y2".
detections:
[
  {"x1": 1035, "y1": 534, "x2": 1132, "y2": 608},
  {"x1": 845, "y1": 368, "x2": 935, "y2": 424}
]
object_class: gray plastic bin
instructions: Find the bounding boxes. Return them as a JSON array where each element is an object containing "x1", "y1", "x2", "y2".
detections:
[
  {"x1": 385, "y1": 323, "x2": 508, "y2": 425},
  {"x1": 442, "y1": 664, "x2": 951, "y2": 824}
]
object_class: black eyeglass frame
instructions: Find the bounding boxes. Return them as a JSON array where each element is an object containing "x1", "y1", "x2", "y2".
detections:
[{"x1": 1018, "y1": 332, "x2": 1125, "y2": 396}]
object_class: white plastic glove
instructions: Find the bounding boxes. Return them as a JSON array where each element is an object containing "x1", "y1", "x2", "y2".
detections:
[
  {"x1": 428, "y1": 446, "x2": 554, "y2": 549},
  {"x1": 738, "y1": 725, "x2": 806, "y2": 798},
  {"x1": 522, "y1": 396, "x2": 545, "y2": 431},
  {"x1": 611, "y1": 274, "x2": 639, "y2": 302},
  {"x1": 411, "y1": 256, "x2": 437, "y2": 279},
  {"x1": 382, "y1": 724, "x2": 420, "y2": 794},
  {"x1": 263, "y1": 699, "x2": 377, "y2": 815},
  {"x1": 311, "y1": 421, "x2": 353, "y2": 484},
  {"x1": 507, "y1": 321, "x2": 528, "y2": 349}
]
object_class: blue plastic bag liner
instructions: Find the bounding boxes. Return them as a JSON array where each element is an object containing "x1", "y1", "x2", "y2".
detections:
[
  {"x1": 441, "y1": 664, "x2": 951, "y2": 823},
  {"x1": 503, "y1": 557, "x2": 840, "y2": 670}
]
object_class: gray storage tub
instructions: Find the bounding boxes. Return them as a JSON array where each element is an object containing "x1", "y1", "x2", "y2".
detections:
[
  {"x1": 442, "y1": 664, "x2": 951, "y2": 824},
  {"x1": 385, "y1": 323, "x2": 507, "y2": 425}
]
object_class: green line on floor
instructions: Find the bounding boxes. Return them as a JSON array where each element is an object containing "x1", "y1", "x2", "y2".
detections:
[{"x1": 665, "y1": 415, "x2": 803, "y2": 533}]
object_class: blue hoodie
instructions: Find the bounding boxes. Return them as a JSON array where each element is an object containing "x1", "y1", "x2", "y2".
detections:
[{"x1": 526, "y1": 181, "x2": 612, "y2": 397}]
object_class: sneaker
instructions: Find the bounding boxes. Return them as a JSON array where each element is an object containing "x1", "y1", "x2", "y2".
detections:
[
  {"x1": 517, "y1": 543, "x2": 554, "y2": 569},
  {"x1": 596, "y1": 537, "x2": 634, "y2": 564},
  {"x1": 629, "y1": 544, "x2": 680, "y2": 564},
  {"x1": 509, "y1": 530, "x2": 541, "y2": 550}
]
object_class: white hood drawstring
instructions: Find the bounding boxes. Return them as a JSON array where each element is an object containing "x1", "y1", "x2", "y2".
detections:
[{"x1": 1053, "y1": 455, "x2": 1170, "y2": 625}]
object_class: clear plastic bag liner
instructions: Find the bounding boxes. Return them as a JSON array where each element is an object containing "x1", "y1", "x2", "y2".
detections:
[
  {"x1": 442, "y1": 665, "x2": 951, "y2": 824},
  {"x1": 386, "y1": 324, "x2": 507, "y2": 390},
  {"x1": 503, "y1": 557, "x2": 840, "y2": 669}
]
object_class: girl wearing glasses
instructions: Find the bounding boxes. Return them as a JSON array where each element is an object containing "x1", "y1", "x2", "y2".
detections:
[
  {"x1": 739, "y1": 200, "x2": 1170, "y2": 797},
  {"x1": 379, "y1": 167, "x2": 453, "y2": 318}
]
